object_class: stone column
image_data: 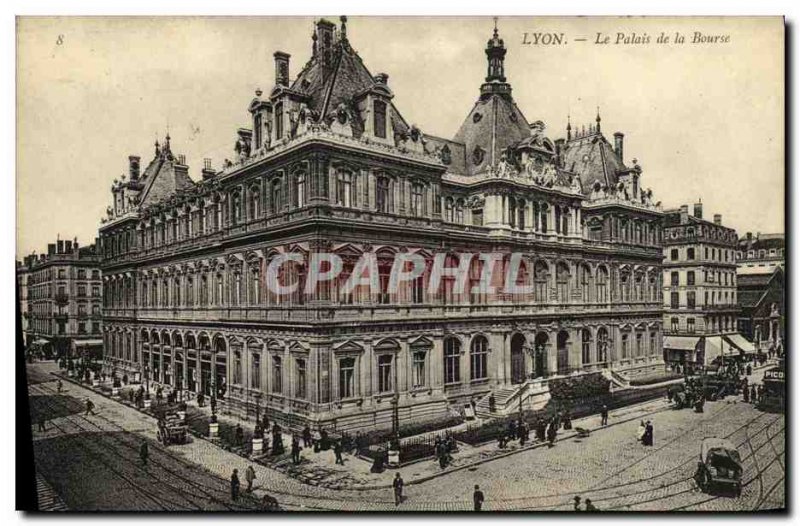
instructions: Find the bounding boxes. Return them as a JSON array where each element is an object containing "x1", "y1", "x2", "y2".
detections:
[
  {"x1": 430, "y1": 337, "x2": 443, "y2": 391},
  {"x1": 398, "y1": 341, "x2": 408, "y2": 393}
]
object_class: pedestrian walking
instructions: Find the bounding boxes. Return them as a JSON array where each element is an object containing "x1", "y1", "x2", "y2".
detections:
[
  {"x1": 743, "y1": 385, "x2": 750, "y2": 403},
  {"x1": 303, "y1": 425, "x2": 312, "y2": 448},
  {"x1": 37, "y1": 415, "x2": 46, "y2": 432},
  {"x1": 637, "y1": 420, "x2": 646, "y2": 443},
  {"x1": 642, "y1": 420, "x2": 654, "y2": 447},
  {"x1": 235, "y1": 423, "x2": 244, "y2": 447},
  {"x1": 546, "y1": 419, "x2": 557, "y2": 446},
  {"x1": 473, "y1": 484, "x2": 485, "y2": 511},
  {"x1": 230, "y1": 469, "x2": 240, "y2": 501},
  {"x1": 245, "y1": 465, "x2": 256, "y2": 493},
  {"x1": 393, "y1": 472, "x2": 404, "y2": 506},
  {"x1": 291, "y1": 436, "x2": 302, "y2": 465},
  {"x1": 85, "y1": 399, "x2": 96, "y2": 416},
  {"x1": 573, "y1": 495, "x2": 582, "y2": 511},
  {"x1": 585, "y1": 498, "x2": 598, "y2": 511},
  {"x1": 750, "y1": 385, "x2": 757, "y2": 404},
  {"x1": 563, "y1": 411, "x2": 572, "y2": 430},
  {"x1": 600, "y1": 405, "x2": 609, "y2": 426},
  {"x1": 139, "y1": 441, "x2": 149, "y2": 467},
  {"x1": 57, "y1": 380, "x2": 63, "y2": 393},
  {"x1": 334, "y1": 439, "x2": 344, "y2": 465}
]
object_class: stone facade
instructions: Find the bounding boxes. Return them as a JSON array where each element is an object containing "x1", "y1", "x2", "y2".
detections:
[
  {"x1": 20, "y1": 239, "x2": 103, "y2": 359},
  {"x1": 99, "y1": 19, "x2": 664, "y2": 432},
  {"x1": 662, "y1": 204, "x2": 740, "y2": 371}
]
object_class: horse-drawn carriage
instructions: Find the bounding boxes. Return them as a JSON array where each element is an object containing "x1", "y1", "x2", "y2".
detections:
[{"x1": 156, "y1": 412, "x2": 188, "y2": 446}]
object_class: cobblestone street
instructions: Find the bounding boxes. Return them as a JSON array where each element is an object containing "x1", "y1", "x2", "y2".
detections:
[{"x1": 26, "y1": 362, "x2": 784, "y2": 511}]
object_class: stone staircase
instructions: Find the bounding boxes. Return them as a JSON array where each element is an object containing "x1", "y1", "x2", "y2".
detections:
[
  {"x1": 475, "y1": 380, "x2": 551, "y2": 419},
  {"x1": 602, "y1": 368, "x2": 631, "y2": 390}
]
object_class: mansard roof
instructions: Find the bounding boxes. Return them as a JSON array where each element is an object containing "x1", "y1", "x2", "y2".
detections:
[
  {"x1": 452, "y1": 92, "x2": 532, "y2": 176},
  {"x1": 562, "y1": 129, "x2": 629, "y2": 194}
]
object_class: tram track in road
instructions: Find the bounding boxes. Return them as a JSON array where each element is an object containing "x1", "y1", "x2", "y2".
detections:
[
  {"x1": 30, "y1": 372, "x2": 786, "y2": 512},
  {"x1": 31, "y1": 382, "x2": 260, "y2": 511},
  {"x1": 513, "y1": 412, "x2": 783, "y2": 511}
]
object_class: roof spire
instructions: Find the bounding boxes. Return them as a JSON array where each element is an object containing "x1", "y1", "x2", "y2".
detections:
[
  {"x1": 484, "y1": 17, "x2": 507, "y2": 83},
  {"x1": 340, "y1": 15, "x2": 347, "y2": 41},
  {"x1": 596, "y1": 106, "x2": 601, "y2": 132},
  {"x1": 567, "y1": 114, "x2": 572, "y2": 140}
]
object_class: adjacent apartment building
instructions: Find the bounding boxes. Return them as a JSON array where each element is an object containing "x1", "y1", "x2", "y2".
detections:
[
  {"x1": 98, "y1": 19, "x2": 665, "y2": 431},
  {"x1": 662, "y1": 204, "x2": 752, "y2": 373},
  {"x1": 20, "y1": 238, "x2": 103, "y2": 360}
]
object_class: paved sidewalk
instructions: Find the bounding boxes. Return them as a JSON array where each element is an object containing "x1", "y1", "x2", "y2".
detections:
[{"x1": 53, "y1": 367, "x2": 671, "y2": 491}]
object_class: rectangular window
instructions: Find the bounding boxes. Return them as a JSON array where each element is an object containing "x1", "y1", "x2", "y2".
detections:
[
  {"x1": 687, "y1": 271, "x2": 695, "y2": 286},
  {"x1": 296, "y1": 359, "x2": 307, "y2": 399},
  {"x1": 670, "y1": 249, "x2": 679, "y2": 261},
  {"x1": 274, "y1": 102, "x2": 283, "y2": 139},
  {"x1": 272, "y1": 356, "x2": 282, "y2": 394},
  {"x1": 687, "y1": 291, "x2": 696, "y2": 309},
  {"x1": 412, "y1": 351, "x2": 426, "y2": 388},
  {"x1": 687, "y1": 318, "x2": 695, "y2": 333},
  {"x1": 687, "y1": 247, "x2": 695, "y2": 260},
  {"x1": 378, "y1": 355, "x2": 393, "y2": 393},
  {"x1": 670, "y1": 292, "x2": 680, "y2": 309},
  {"x1": 670, "y1": 272, "x2": 679, "y2": 286},
  {"x1": 78, "y1": 286, "x2": 86, "y2": 297},
  {"x1": 339, "y1": 358, "x2": 355, "y2": 399},
  {"x1": 251, "y1": 354, "x2": 261, "y2": 389},
  {"x1": 411, "y1": 183, "x2": 424, "y2": 217}
]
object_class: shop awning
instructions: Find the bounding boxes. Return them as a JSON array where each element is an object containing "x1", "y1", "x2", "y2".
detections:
[
  {"x1": 724, "y1": 334, "x2": 756, "y2": 354},
  {"x1": 663, "y1": 336, "x2": 701, "y2": 351},
  {"x1": 73, "y1": 339, "x2": 103, "y2": 348},
  {"x1": 702, "y1": 337, "x2": 725, "y2": 365}
]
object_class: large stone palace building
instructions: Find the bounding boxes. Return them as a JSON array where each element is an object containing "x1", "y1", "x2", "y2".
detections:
[
  {"x1": 19, "y1": 238, "x2": 103, "y2": 360},
  {"x1": 99, "y1": 18, "x2": 664, "y2": 430}
]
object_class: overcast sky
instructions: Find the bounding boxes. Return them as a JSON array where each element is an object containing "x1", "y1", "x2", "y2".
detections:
[{"x1": 16, "y1": 16, "x2": 784, "y2": 258}]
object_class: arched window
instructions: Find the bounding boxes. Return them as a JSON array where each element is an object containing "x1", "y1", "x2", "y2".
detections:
[
  {"x1": 509, "y1": 198, "x2": 517, "y2": 228},
  {"x1": 470, "y1": 335, "x2": 489, "y2": 380},
  {"x1": 579, "y1": 264, "x2": 591, "y2": 303},
  {"x1": 596, "y1": 327, "x2": 609, "y2": 363},
  {"x1": 274, "y1": 102, "x2": 283, "y2": 139},
  {"x1": 377, "y1": 355, "x2": 393, "y2": 392},
  {"x1": 596, "y1": 266, "x2": 609, "y2": 303},
  {"x1": 517, "y1": 199, "x2": 526, "y2": 230},
  {"x1": 444, "y1": 337, "x2": 461, "y2": 384},
  {"x1": 621, "y1": 332, "x2": 630, "y2": 359},
  {"x1": 561, "y1": 206, "x2": 569, "y2": 235},
  {"x1": 581, "y1": 329, "x2": 592, "y2": 365},
  {"x1": 233, "y1": 350, "x2": 242, "y2": 384},
  {"x1": 534, "y1": 261, "x2": 549, "y2": 302},
  {"x1": 556, "y1": 262, "x2": 570, "y2": 303}
]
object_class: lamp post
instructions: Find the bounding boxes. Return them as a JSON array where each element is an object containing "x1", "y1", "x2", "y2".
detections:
[
  {"x1": 391, "y1": 393, "x2": 400, "y2": 442},
  {"x1": 144, "y1": 364, "x2": 150, "y2": 396}
]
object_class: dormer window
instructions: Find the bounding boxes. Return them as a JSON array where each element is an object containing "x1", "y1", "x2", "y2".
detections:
[
  {"x1": 373, "y1": 100, "x2": 387, "y2": 139},
  {"x1": 274, "y1": 102, "x2": 283, "y2": 139},
  {"x1": 254, "y1": 113, "x2": 263, "y2": 150}
]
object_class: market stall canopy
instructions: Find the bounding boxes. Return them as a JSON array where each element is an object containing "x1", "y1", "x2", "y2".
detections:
[{"x1": 724, "y1": 334, "x2": 756, "y2": 354}]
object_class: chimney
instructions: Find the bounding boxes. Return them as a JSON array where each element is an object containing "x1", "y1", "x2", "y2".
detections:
[
  {"x1": 746, "y1": 232, "x2": 753, "y2": 248},
  {"x1": 128, "y1": 155, "x2": 141, "y2": 180},
  {"x1": 680, "y1": 205, "x2": 689, "y2": 224},
  {"x1": 316, "y1": 19, "x2": 336, "y2": 72},
  {"x1": 65, "y1": 240, "x2": 73, "y2": 253},
  {"x1": 613, "y1": 132, "x2": 624, "y2": 161},
  {"x1": 57, "y1": 239, "x2": 64, "y2": 253},
  {"x1": 714, "y1": 214, "x2": 722, "y2": 225},
  {"x1": 202, "y1": 158, "x2": 216, "y2": 180},
  {"x1": 554, "y1": 138, "x2": 565, "y2": 166},
  {"x1": 693, "y1": 201, "x2": 703, "y2": 219},
  {"x1": 48, "y1": 243, "x2": 56, "y2": 256},
  {"x1": 176, "y1": 154, "x2": 186, "y2": 165},
  {"x1": 274, "y1": 51, "x2": 291, "y2": 87}
]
